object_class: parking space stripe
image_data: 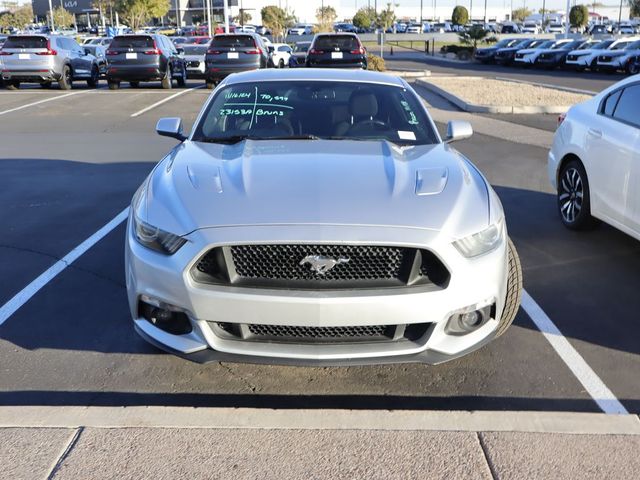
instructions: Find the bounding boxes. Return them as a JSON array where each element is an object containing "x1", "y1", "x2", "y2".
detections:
[
  {"x1": 0, "y1": 90, "x2": 97, "y2": 116},
  {"x1": 0, "y1": 208, "x2": 129, "y2": 326},
  {"x1": 521, "y1": 290, "x2": 628, "y2": 415},
  {"x1": 130, "y1": 85, "x2": 205, "y2": 118}
]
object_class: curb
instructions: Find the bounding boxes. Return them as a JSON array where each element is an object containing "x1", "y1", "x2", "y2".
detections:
[
  {"x1": 415, "y1": 77, "x2": 575, "y2": 114},
  {"x1": 1, "y1": 407, "x2": 639, "y2": 435},
  {"x1": 494, "y1": 76, "x2": 598, "y2": 96},
  {"x1": 386, "y1": 69, "x2": 432, "y2": 78}
]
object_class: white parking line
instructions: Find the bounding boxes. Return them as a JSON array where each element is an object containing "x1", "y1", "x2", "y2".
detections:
[
  {"x1": 130, "y1": 85, "x2": 205, "y2": 118},
  {"x1": 0, "y1": 90, "x2": 97, "y2": 116},
  {"x1": 521, "y1": 290, "x2": 628, "y2": 415},
  {"x1": 0, "y1": 208, "x2": 129, "y2": 326}
]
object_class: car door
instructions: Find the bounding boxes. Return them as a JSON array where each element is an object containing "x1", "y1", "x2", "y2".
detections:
[
  {"x1": 71, "y1": 38, "x2": 92, "y2": 76},
  {"x1": 609, "y1": 83, "x2": 640, "y2": 234},
  {"x1": 586, "y1": 86, "x2": 638, "y2": 227}
]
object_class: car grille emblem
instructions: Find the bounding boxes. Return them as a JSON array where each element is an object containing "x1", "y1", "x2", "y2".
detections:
[{"x1": 299, "y1": 255, "x2": 350, "y2": 275}]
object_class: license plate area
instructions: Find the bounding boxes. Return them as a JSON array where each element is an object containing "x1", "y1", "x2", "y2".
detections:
[
  {"x1": 18, "y1": 54, "x2": 31, "y2": 60},
  {"x1": 331, "y1": 52, "x2": 343, "y2": 59},
  {"x1": 126, "y1": 53, "x2": 137, "y2": 60},
  {"x1": 227, "y1": 52, "x2": 239, "y2": 59}
]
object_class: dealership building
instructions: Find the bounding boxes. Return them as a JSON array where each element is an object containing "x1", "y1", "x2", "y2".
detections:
[{"x1": 31, "y1": 0, "x2": 238, "y2": 26}]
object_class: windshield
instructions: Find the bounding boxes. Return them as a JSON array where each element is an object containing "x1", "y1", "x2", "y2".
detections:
[
  {"x1": 4, "y1": 36, "x2": 47, "y2": 49},
  {"x1": 625, "y1": 41, "x2": 640, "y2": 50},
  {"x1": 293, "y1": 43, "x2": 310, "y2": 53},
  {"x1": 210, "y1": 35, "x2": 255, "y2": 48},
  {"x1": 494, "y1": 38, "x2": 514, "y2": 48},
  {"x1": 611, "y1": 41, "x2": 629, "y2": 50},
  {"x1": 589, "y1": 40, "x2": 613, "y2": 50},
  {"x1": 110, "y1": 36, "x2": 154, "y2": 49},
  {"x1": 192, "y1": 81, "x2": 438, "y2": 146},
  {"x1": 536, "y1": 41, "x2": 554, "y2": 49},
  {"x1": 313, "y1": 35, "x2": 360, "y2": 51},
  {"x1": 559, "y1": 41, "x2": 583, "y2": 50}
]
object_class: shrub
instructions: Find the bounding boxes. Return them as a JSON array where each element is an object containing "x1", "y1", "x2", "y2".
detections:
[
  {"x1": 367, "y1": 53, "x2": 386, "y2": 71},
  {"x1": 439, "y1": 44, "x2": 474, "y2": 56}
]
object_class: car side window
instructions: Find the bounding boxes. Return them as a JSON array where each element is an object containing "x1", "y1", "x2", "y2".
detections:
[
  {"x1": 601, "y1": 89, "x2": 622, "y2": 117},
  {"x1": 611, "y1": 84, "x2": 640, "y2": 128}
]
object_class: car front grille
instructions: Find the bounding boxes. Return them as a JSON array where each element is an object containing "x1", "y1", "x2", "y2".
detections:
[
  {"x1": 567, "y1": 55, "x2": 577, "y2": 61},
  {"x1": 187, "y1": 61, "x2": 201, "y2": 67},
  {"x1": 600, "y1": 56, "x2": 612, "y2": 62},
  {"x1": 213, "y1": 322, "x2": 430, "y2": 344},
  {"x1": 192, "y1": 244, "x2": 450, "y2": 290},
  {"x1": 515, "y1": 53, "x2": 524, "y2": 59}
]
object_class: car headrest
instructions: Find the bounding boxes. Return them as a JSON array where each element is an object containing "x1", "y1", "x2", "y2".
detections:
[{"x1": 349, "y1": 90, "x2": 378, "y2": 118}]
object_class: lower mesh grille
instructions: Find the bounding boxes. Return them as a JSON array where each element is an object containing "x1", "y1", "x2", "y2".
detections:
[{"x1": 248, "y1": 323, "x2": 388, "y2": 339}]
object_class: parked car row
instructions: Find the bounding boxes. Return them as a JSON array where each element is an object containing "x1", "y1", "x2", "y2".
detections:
[{"x1": 476, "y1": 37, "x2": 640, "y2": 74}]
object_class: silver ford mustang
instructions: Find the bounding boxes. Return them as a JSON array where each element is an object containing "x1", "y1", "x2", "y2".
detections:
[{"x1": 125, "y1": 69, "x2": 522, "y2": 365}]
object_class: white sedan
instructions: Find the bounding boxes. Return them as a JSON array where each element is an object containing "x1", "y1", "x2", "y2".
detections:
[{"x1": 548, "y1": 76, "x2": 640, "y2": 236}]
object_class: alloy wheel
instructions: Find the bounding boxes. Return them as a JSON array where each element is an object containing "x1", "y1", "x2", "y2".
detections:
[{"x1": 559, "y1": 167, "x2": 584, "y2": 223}]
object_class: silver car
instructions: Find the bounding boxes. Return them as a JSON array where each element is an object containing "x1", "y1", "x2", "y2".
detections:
[
  {"x1": 125, "y1": 69, "x2": 522, "y2": 365},
  {"x1": 0, "y1": 35, "x2": 100, "y2": 89}
]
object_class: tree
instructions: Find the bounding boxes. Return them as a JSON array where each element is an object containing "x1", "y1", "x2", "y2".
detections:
[
  {"x1": 115, "y1": 0, "x2": 170, "y2": 32},
  {"x1": 629, "y1": 0, "x2": 640, "y2": 17},
  {"x1": 569, "y1": 5, "x2": 589, "y2": 29},
  {"x1": 234, "y1": 10, "x2": 252, "y2": 26},
  {"x1": 49, "y1": 7, "x2": 75, "y2": 29},
  {"x1": 458, "y1": 24, "x2": 489, "y2": 51},
  {"x1": 451, "y1": 6, "x2": 469, "y2": 26},
  {"x1": 11, "y1": 5, "x2": 33, "y2": 29},
  {"x1": 511, "y1": 7, "x2": 531, "y2": 22},
  {"x1": 0, "y1": 12, "x2": 15, "y2": 32},
  {"x1": 353, "y1": 6, "x2": 376, "y2": 30},
  {"x1": 376, "y1": 3, "x2": 397, "y2": 31},
  {"x1": 261, "y1": 5, "x2": 295, "y2": 41},
  {"x1": 315, "y1": 6, "x2": 337, "y2": 33}
]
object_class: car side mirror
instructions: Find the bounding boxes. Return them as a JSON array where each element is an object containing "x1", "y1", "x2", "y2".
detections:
[
  {"x1": 84, "y1": 48, "x2": 91, "y2": 55},
  {"x1": 267, "y1": 46, "x2": 275, "y2": 53},
  {"x1": 176, "y1": 47, "x2": 184, "y2": 55},
  {"x1": 444, "y1": 120, "x2": 473, "y2": 143},
  {"x1": 156, "y1": 117, "x2": 186, "y2": 141}
]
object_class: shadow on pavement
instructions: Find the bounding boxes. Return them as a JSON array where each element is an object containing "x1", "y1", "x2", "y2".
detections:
[{"x1": 0, "y1": 390, "x2": 615, "y2": 412}]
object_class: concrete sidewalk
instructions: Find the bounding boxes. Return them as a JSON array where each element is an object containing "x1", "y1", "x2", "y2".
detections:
[{"x1": 2, "y1": 407, "x2": 640, "y2": 480}]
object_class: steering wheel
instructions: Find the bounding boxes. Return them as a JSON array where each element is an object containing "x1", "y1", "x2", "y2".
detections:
[{"x1": 347, "y1": 119, "x2": 389, "y2": 135}]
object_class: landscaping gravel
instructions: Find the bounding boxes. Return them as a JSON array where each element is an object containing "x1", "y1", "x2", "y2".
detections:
[{"x1": 425, "y1": 77, "x2": 592, "y2": 107}]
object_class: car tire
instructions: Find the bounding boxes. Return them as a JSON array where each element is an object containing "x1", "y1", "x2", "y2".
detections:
[
  {"x1": 5, "y1": 81, "x2": 20, "y2": 90},
  {"x1": 557, "y1": 159, "x2": 599, "y2": 230},
  {"x1": 495, "y1": 238, "x2": 523, "y2": 338},
  {"x1": 129, "y1": 81, "x2": 140, "y2": 88},
  {"x1": 58, "y1": 65, "x2": 72, "y2": 90},
  {"x1": 161, "y1": 67, "x2": 173, "y2": 89},
  {"x1": 206, "y1": 80, "x2": 215, "y2": 89},
  {"x1": 87, "y1": 65, "x2": 99, "y2": 88},
  {"x1": 278, "y1": 59, "x2": 285, "y2": 68},
  {"x1": 176, "y1": 65, "x2": 186, "y2": 87},
  {"x1": 627, "y1": 61, "x2": 639, "y2": 75},
  {"x1": 107, "y1": 80, "x2": 120, "y2": 90}
]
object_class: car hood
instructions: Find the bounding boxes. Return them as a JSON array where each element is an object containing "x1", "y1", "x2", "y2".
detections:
[
  {"x1": 141, "y1": 140, "x2": 492, "y2": 239},
  {"x1": 517, "y1": 48, "x2": 541, "y2": 54},
  {"x1": 569, "y1": 48, "x2": 603, "y2": 55},
  {"x1": 476, "y1": 47, "x2": 498, "y2": 54},
  {"x1": 539, "y1": 48, "x2": 567, "y2": 55}
]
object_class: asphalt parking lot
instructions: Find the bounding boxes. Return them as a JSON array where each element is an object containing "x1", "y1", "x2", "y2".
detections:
[{"x1": 0, "y1": 72, "x2": 638, "y2": 416}]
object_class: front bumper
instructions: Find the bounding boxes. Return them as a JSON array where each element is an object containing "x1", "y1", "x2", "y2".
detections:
[{"x1": 125, "y1": 223, "x2": 509, "y2": 365}]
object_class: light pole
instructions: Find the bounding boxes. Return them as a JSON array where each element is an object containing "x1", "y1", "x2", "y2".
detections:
[
  {"x1": 174, "y1": 0, "x2": 181, "y2": 27},
  {"x1": 470, "y1": 0, "x2": 473, "y2": 23},
  {"x1": 618, "y1": 0, "x2": 623, "y2": 24},
  {"x1": 223, "y1": 0, "x2": 229, "y2": 33},
  {"x1": 48, "y1": 0, "x2": 54, "y2": 32},
  {"x1": 484, "y1": 0, "x2": 487, "y2": 24},
  {"x1": 542, "y1": 0, "x2": 546, "y2": 30}
]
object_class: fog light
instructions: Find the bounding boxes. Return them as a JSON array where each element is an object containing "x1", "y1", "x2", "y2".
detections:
[
  {"x1": 445, "y1": 303, "x2": 494, "y2": 336},
  {"x1": 139, "y1": 298, "x2": 192, "y2": 335}
]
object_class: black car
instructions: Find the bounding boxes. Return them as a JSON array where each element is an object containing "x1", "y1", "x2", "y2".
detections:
[
  {"x1": 306, "y1": 33, "x2": 367, "y2": 69},
  {"x1": 494, "y1": 39, "x2": 538, "y2": 65},
  {"x1": 106, "y1": 34, "x2": 186, "y2": 89},
  {"x1": 289, "y1": 41, "x2": 311, "y2": 68},
  {"x1": 474, "y1": 38, "x2": 522, "y2": 63},
  {"x1": 204, "y1": 33, "x2": 271, "y2": 89},
  {"x1": 535, "y1": 40, "x2": 585, "y2": 69}
]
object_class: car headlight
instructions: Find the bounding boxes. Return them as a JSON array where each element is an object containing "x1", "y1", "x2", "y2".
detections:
[
  {"x1": 133, "y1": 215, "x2": 187, "y2": 255},
  {"x1": 453, "y1": 218, "x2": 505, "y2": 258}
]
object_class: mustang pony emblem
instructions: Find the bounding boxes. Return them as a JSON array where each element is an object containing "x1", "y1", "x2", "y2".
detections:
[{"x1": 299, "y1": 255, "x2": 350, "y2": 275}]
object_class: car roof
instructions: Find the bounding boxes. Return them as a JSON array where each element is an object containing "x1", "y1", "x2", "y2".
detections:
[{"x1": 222, "y1": 69, "x2": 406, "y2": 87}]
